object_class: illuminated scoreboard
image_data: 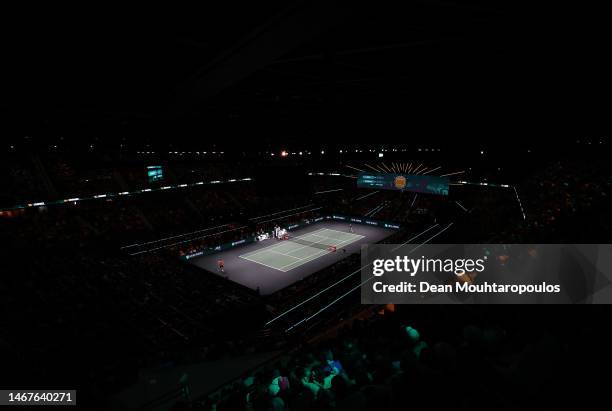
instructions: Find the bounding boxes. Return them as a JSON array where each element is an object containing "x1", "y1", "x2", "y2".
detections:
[
  {"x1": 147, "y1": 166, "x2": 164, "y2": 183},
  {"x1": 357, "y1": 172, "x2": 449, "y2": 196}
]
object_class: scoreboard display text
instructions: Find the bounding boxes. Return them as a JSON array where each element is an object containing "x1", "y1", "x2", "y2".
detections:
[
  {"x1": 357, "y1": 173, "x2": 449, "y2": 196},
  {"x1": 147, "y1": 166, "x2": 164, "y2": 183}
]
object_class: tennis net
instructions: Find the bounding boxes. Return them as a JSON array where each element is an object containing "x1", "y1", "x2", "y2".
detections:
[{"x1": 285, "y1": 235, "x2": 336, "y2": 251}]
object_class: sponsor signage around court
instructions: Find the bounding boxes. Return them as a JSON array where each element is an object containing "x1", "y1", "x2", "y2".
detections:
[
  {"x1": 184, "y1": 251, "x2": 205, "y2": 260},
  {"x1": 181, "y1": 214, "x2": 401, "y2": 260},
  {"x1": 182, "y1": 236, "x2": 257, "y2": 260},
  {"x1": 328, "y1": 214, "x2": 401, "y2": 230}
]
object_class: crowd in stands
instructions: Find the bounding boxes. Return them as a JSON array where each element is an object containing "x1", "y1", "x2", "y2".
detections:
[
  {"x1": 484, "y1": 160, "x2": 612, "y2": 243},
  {"x1": 2, "y1": 245, "x2": 266, "y2": 401},
  {"x1": 0, "y1": 155, "x2": 49, "y2": 206},
  {"x1": 1, "y1": 151, "x2": 258, "y2": 207},
  {"x1": 190, "y1": 304, "x2": 599, "y2": 410},
  {"x1": 1, "y1": 151, "x2": 609, "y2": 409}
]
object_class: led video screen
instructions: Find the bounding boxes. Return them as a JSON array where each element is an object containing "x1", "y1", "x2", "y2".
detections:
[{"x1": 357, "y1": 173, "x2": 449, "y2": 195}]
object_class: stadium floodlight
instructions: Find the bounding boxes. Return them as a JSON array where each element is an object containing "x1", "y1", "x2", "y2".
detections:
[
  {"x1": 378, "y1": 153, "x2": 384, "y2": 158},
  {"x1": 321, "y1": 150, "x2": 325, "y2": 154},
  {"x1": 281, "y1": 150, "x2": 288, "y2": 157}
]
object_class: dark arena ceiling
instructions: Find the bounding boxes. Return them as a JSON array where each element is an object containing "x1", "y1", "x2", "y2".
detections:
[{"x1": 2, "y1": 2, "x2": 610, "y2": 149}]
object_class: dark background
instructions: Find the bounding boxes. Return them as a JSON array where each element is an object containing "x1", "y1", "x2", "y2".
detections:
[{"x1": 2, "y1": 1, "x2": 610, "y2": 151}]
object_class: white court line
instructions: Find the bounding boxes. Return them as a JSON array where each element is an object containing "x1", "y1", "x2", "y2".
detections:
[
  {"x1": 240, "y1": 228, "x2": 329, "y2": 259},
  {"x1": 278, "y1": 249, "x2": 329, "y2": 272},
  {"x1": 276, "y1": 230, "x2": 362, "y2": 260},
  {"x1": 240, "y1": 250, "x2": 316, "y2": 272},
  {"x1": 308, "y1": 230, "x2": 364, "y2": 242},
  {"x1": 239, "y1": 228, "x2": 328, "y2": 259},
  {"x1": 285, "y1": 223, "x2": 456, "y2": 331},
  {"x1": 240, "y1": 227, "x2": 349, "y2": 260},
  {"x1": 239, "y1": 255, "x2": 293, "y2": 271},
  {"x1": 316, "y1": 228, "x2": 364, "y2": 239},
  {"x1": 305, "y1": 234, "x2": 365, "y2": 245},
  {"x1": 241, "y1": 232, "x2": 363, "y2": 272},
  {"x1": 267, "y1": 249, "x2": 305, "y2": 261},
  {"x1": 265, "y1": 222, "x2": 448, "y2": 326},
  {"x1": 278, "y1": 235, "x2": 363, "y2": 271},
  {"x1": 280, "y1": 230, "x2": 363, "y2": 257},
  {"x1": 239, "y1": 244, "x2": 312, "y2": 266},
  {"x1": 278, "y1": 235, "x2": 362, "y2": 271},
  {"x1": 239, "y1": 228, "x2": 364, "y2": 271}
]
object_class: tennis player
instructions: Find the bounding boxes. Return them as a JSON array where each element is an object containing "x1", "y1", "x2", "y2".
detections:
[{"x1": 217, "y1": 258, "x2": 225, "y2": 273}]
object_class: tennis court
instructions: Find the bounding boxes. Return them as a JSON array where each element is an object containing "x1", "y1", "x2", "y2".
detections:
[
  {"x1": 239, "y1": 228, "x2": 364, "y2": 272},
  {"x1": 190, "y1": 221, "x2": 396, "y2": 294}
]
